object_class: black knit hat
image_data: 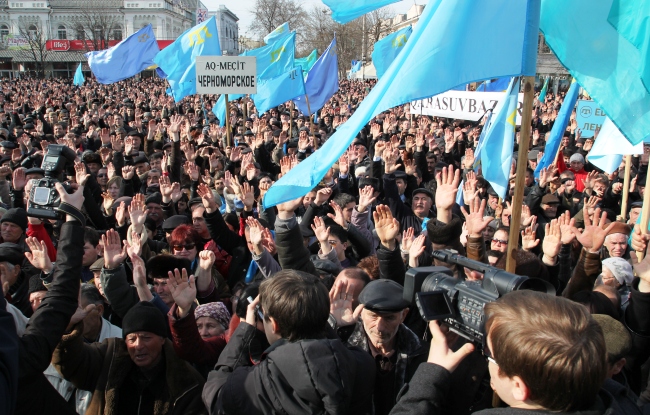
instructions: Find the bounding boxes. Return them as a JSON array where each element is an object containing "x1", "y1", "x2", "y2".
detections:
[
  {"x1": 1, "y1": 208, "x2": 27, "y2": 231},
  {"x1": 122, "y1": 301, "x2": 167, "y2": 339}
]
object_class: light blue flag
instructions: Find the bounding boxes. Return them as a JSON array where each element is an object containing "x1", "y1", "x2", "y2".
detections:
[
  {"x1": 263, "y1": 0, "x2": 540, "y2": 209},
  {"x1": 540, "y1": 0, "x2": 650, "y2": 145},
  {"x1": 154, "y1": 16, "x2": 221, "y2": 102},
  {"x1": 538, "y1": 77, "x2": 549, "y2": 102},
  {"x1": 293, "y1": 37, "x2": 339, "y2": 116},
  {"x1": 242, "y1": 32, "x2": 295, "y2": 81},
  {"x1": 607, "y1": 1, "x2": 650, "y2": 93},
  {"x1": 371, "y1": 25, "x2": 412, "y2": 79},
  {"x1": 73, "y1": 63, "x2": 84, "y2": 86},
  {"x1": 86, "y1": 24, "x2": 159, "y2": 84},
  {"x1": 471, "y1": 110, "x2": 495, "y2": 170},
  {"x1": 323, "y1": 0, "x2": 401, "y2": 24},
  {"x1": 295, "y1": 49, "x2": 318, "y2": 78},
  {"x1": 588, "y1": 117, "x2": 648, "y2": 174},
  {"x1": 212, "y1": 93, "x2": 244, "y2": 126},
  {"x1": 253, "y1": 67, "x2": 306, "y2": 114},
  {"x1": 477, "y1": 77, "x2": 510, "y2": 92},
  {"x1": 264, "y1": 22, "x2": 290, "y2": 44},
  {"x1": 351, "y1": 60, "x2": 362, "y2": 73},
  {"x1": 534, "y1": 79, "x2": 579, "y2": 178},
  {"x1": 480, "y1": 78, "x2": 520, "y2": 199}
]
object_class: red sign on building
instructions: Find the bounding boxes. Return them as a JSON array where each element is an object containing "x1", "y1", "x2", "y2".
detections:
[{"x1": 46, "y1": 39, "x2": 174, "y2": 51}]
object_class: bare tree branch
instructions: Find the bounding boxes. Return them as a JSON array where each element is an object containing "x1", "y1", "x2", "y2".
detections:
[
  {"x1": 17, "y1": 21, "x2": 48, "y2": 79},
  {"x1": 248, "y1": 0, "x2": 307, "y2": 41},
  {"x1": 77, "y1": 6, "x2": 122, "y2": 51}
]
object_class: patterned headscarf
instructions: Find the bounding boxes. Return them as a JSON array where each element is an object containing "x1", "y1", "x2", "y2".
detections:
[{"x1": 195, "y1": 302, "x2": 231, "y2": 330}]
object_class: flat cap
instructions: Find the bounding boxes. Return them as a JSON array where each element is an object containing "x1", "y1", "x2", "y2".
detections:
[
  {"x1": 359, "y1": 279, "x2": 410, "y2": 313},
  {"x1": 541, "y1": 194, "x2": 560, "y2": 204},
  {"x1": 162, "y1": 215, "x2": 190, "y2": 232},
  {"x1": 145, "y1": 192, "x2": 162, "y2": 206},
  {"x1": 0, "y1": 242, "x2": 24, "y2": 265},
  {"x1": 0, "y1": 141, "x2": 16, "y2": 149},
  {"x1": 592, "y1": 314, "x2": 632, "y2": 360},
  {"x1": 90, "y1": 257, "x2": 105, "y2": 272},
  {"x1": 412, "y1": 188, "x2": 433, "y2": 199}
]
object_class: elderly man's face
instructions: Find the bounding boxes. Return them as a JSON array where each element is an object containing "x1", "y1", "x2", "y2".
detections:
[
  {"x1": 1, "y1": 222, "x2": 22, "y2": 244},
  {"x1": 361, "y1": 308, "x2": 408, "y2": 353},
  {"x1": 125, "y1": 332, "x2": 165, "y2": 370},
  {"x1": 569, "y1": 160, "x2": 584, "y2": 171},
  {"x1": 629, "y1": 207, "x2": 642, "y2": 225},
  {"x1": 604, "y1": 233, "x2": 628, "y2": 258}
]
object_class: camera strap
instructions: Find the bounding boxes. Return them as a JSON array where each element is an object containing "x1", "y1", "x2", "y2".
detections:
[{"x1": 56, "y1": 202, "x2": 86, "y2": 227}]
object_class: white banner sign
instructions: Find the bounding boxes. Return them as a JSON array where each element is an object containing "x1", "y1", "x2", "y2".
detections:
[
  {"x1": 411, "y1": 90, "x2": 524, "y2": 125},
  {"x1": 196, "y1": 56, "x2": 257, "y2": 95}
]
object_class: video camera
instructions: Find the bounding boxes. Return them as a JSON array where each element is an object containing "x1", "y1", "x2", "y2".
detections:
[
  {"x1": 27, "y1": 144, "x2": 77, "y2": 220},
  {"x1": 404, "y1": 250, "x2": 554, "y2": 345}
]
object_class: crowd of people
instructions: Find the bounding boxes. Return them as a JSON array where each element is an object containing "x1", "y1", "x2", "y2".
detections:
[{"x1": 0, "y1": 74, "x2": 650, "y2": 415}]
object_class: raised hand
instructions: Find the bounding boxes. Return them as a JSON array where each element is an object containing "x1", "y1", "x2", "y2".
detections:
[
  {"x1": 128, "y1": 193, "x2": 146, "y2": 230},
  {"x1": 12, "y1": 167, "x2": 27, "y2": 191},
  {"x1": 358, "y1": 185, "x2": 377, "y2": 213},
  {"x1": 338, "y1": 152, "x2": 349, "y2": 176},
  {"x1": 572, "y1": 208, "x2": 615, "y2": 253},
  {"x1": 460, "y1": 198, "x2": 494, "y2": 238},
  {"x1": 383, "y1": 148, "x2": 401, "y2": 174},
  {"x1": 25, "y1": 237, "x2": 53, "y2": 274},
  {"x1": 327, "y1": 200, "x2": 349, "y2": 229},
  {"x1": 329, "y1": 278, "x2": 364, "y2": 327},
  {"x1": 373, "y1": 204, "x2": 400, "y2": 250},
  {"x1": 102, "y1": 229, "x2": 127, "y2": 269},
  {"x1": 198, "y1": 250, "x2": 216, "y2": 271},
  {"x1": 401, "y1": 227, "x2": 415, "y2": 252},
  {"x1": 122, "y1": 165, "x2": 135, "y2": 180},
  {"x1": 159, "y1": 175, "x2": 173, "y2": 201},
  {"x1": 246, "y1": 217, "x2": 265, "y2": 255},
  {"x1": 314, "y1": 187, "x2": 332, "y2": 206},
  {"x1": 184, "y1": 161, "x2": 200, "y2": 182},
  {"x1": 197, "y1": 183, "x2": 218, "y2": 213},
  {"x1": 435, "y1": 164, "x2": 461, "y2": 211},
  {"x1": 542, "y1": 219, "x2": 562, "y2": 265},
  {"x1": 168, "y1": 268, "x2": 197, "y2": 318},
  {"x1": 241, "y1": 181, "x2": 255, "y2": 209},
  {"x1": 557, "y1": 211, "x2": 576, "y2": 245},
  {"x1": 74, "y1": 161, "x2": 90, "y2": 186},
  {"x1": 520, "y1": 218, "x2": 540, "y2": 251},
  {"x1": 311, "y1": 216, "x2": 332, "y2": 254},
  {"x1": 408, "y1": 234, "x2": 427, "y2": 268}
]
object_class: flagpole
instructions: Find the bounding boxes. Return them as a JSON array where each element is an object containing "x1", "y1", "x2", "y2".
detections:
[
  {"x1": 288, "y1": 101, "x2": 293, "y2": 139},
  {"x1": 305, "y1": 94, "x2": 313, "y2": 132},
  {"x1": 243, "y1": 96, "x2": 248, "y2": 121},
  {"x1": 619, "y1": 155, "x2": 631, "y2": 221},
  {"x1": 224, "y1": 93, "x2": 231, "y2": 147},
  {"x1": 506, "y1": 76, "x2": 535, "y2": 273}
]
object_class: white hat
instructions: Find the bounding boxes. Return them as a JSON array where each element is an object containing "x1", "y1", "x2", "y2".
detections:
[{"x1": 602, "y1": 257, "x2": 634, "y2": 285}]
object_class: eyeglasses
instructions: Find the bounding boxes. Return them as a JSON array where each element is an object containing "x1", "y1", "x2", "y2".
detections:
[
  {"x1": 492, "y1": 238, "x2": 508, "y2": 246},
  {"x1": 173, "y1": 242, "x2": 196, "y2": 251},
  {"x1": 482, "y1": 343, "x2": 498, "y2": 366}
]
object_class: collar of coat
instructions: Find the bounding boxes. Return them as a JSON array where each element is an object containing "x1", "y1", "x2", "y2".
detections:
[{"x1": 346, "y1": 320, "x2": 422, "y2": 357}]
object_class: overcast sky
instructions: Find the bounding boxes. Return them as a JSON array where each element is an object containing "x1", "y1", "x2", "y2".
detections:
[{"x1": 202, "y1": 0, "x2": 429, "y2": 38}]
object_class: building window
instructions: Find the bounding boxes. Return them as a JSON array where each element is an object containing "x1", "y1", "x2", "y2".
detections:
[
  {"x1": 28, "y1": 24, "x2": 37, "y2": 37},
  {"x1": 0, "y1": 25, "x2": 8, "y2": 42},
  {"x1": 112, "y1": 26, "x2": 122, "y2": 41},
  {"x1": 76, "y1": 26, "x2": 84, "y2": 40},
  {"x1": 57, "y1": 25, "x2": 67, "y2": 40}
]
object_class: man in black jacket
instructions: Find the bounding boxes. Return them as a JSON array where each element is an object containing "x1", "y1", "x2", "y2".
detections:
[
  {"x1": 12, "y1": 174, "x2": 90, "y2": 415},
  {"x1": 203, "y1": 269, "x2": 376, "y2": 415}
]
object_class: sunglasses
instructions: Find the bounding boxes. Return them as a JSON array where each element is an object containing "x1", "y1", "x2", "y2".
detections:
[
  {"x1": 173, "y1": 242, "x2": 196, "y2": 251},
  {"x1": 492, "y1": 238, "x2": 508, "y2": 246},
  {"x1": 97, "y1": 173, "x2": 108, "y2": 178},
  {"x1": 482, "y1": 342, "x2": 498, "y2": 366}
]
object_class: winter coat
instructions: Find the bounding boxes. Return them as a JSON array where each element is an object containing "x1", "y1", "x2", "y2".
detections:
[
  {"x1": 52, "y1": 326, "x2": 206, "y2": 415},
  {"x1": 15, "y1": 222, "x2": 85, "y2": 415},
  {"x1": 345, "y1": 320, "x2": 428, "y2": 412},
  {"x1": 203, "y1": 322, "x2": 376, "y2": 415}
]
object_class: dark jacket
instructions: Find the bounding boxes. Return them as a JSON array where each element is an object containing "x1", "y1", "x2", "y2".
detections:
[
  {"x1": 203, "y1": 322, "x2": 376, "y2": 415},
  {"x1": 15, "y1": 221, "x2": 85, "y2": 415},
  {"x1": 52, "y1": 326, "x2": 207, "y2": 415},
  {"x1": 345, "y1": 320, "x2": 428, "y2": 413},
  {"x1": 0, "y1": 293, "x2": 18, "y2": 415},
  {"x1": 204, "y1": 209, "x2": 250, "y2": 288},
  {"x1": 389, "y1": 363, "x2": 629, "y2": 415}
]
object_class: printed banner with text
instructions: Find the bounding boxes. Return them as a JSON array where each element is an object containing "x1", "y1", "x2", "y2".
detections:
[{"x1": 411, "y1": 89, "x2": 523, "y2": 125}]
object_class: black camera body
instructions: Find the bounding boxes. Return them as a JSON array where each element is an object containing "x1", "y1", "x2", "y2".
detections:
[
  {"x1": 27, "y1": 144, "x2": 77, "y2": 220},
  {"x1": 404, "y1": 250, "x2": 554, "y2": 345}
]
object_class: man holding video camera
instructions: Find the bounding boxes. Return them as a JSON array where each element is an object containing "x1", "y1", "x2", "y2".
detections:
[{"x1": 389, "y1": 290, "x2": 618, "y2": 415}]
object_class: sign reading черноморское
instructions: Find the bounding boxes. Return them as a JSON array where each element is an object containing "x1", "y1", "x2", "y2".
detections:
[{"x1": 196, "y1": 56, "x2": 257, "y2": 95}]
